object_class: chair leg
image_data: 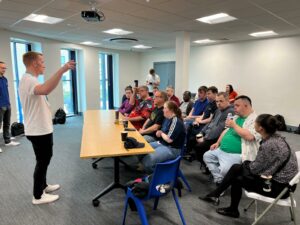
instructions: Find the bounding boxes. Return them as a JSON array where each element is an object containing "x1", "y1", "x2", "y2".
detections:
[
  {"x1": 289, "y1": 193, "x2": 297, "y2": 225},
  {"x1": 122, "y1": 197, "x2": 129, "y2": 225},
  {"x1": 153, "y1": 197, "x2": 159, "y2": 210},
  {"x1": 172, "y1": 189, "x2": 186, "y2": 225},
  {"x1": 244, "y1": 200, "x2": 255, "y2": 212},
  {"x1": 135, "y1": 200, "x2": 149, "y2": 225},
  {"x1": 178, "y1": 169, "x2": 192, "y2": 192},
  {"x1": 252, "y1": 187, "x2": 289, "y2": 225}
]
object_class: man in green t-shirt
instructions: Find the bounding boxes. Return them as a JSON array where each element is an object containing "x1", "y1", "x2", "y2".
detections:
[{"x1": 203, "y1": 95, "x2": 260, "y2": 184}]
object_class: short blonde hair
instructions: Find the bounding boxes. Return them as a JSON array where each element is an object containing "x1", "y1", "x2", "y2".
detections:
[{"x1": 23, "y1": 51, "x2": 43, "y2": 67}]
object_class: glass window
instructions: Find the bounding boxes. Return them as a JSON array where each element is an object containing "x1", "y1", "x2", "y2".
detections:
[
  {"x1": 10, "y1": 41, "x2": 32, "y2": 122},
  {"x1": 60, "y1": 49, "x2": 77, "y2": 115}
]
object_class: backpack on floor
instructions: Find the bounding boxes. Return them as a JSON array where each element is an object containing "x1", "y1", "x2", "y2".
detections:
[
  {"x1": 11, "y1": 122, "x2": 24, "y2": 137},
  {"x1": 53, "y1": 108, "x2": 66, "y2": 124}
]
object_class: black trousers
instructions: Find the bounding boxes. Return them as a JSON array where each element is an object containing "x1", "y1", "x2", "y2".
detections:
[
  {"x1": 0, "y1": 106, "x2": 11, "y2": 144},
  {"x1": 27, "y1": 133, "x2": 53, "y2": 199},
  {"x1": 208, "y1": 164, "x2": 296, "y2": 210}
]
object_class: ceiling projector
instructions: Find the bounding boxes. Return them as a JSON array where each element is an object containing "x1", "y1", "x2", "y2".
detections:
[{"x1": 81, "y1": 10, "x2": 104, "y2": 22}]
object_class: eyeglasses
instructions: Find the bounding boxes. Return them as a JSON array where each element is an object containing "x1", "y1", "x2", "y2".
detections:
[{"x1": 154, "y1": 95, "x2": 162, "y2": 98}]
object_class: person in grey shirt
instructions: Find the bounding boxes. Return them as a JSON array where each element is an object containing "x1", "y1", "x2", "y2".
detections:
[{"x1": 193, "y1": 92, "x2": 234, "y2": 167}]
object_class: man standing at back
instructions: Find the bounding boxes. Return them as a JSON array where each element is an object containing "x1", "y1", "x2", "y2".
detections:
[
  {"x1": 0, "y1": 61, "x2": 20, "y2": 153},
  {"x1": 19, "y1": 52, "x2": 75, "y2": 204}
]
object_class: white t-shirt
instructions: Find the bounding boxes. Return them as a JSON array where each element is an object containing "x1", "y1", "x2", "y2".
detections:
[
  {"x1": 146, "y1": 74, "x2": 160, "y2": 92},
  {"x1": 19, "y1": 73, "x2": 53, "y2": 136}
]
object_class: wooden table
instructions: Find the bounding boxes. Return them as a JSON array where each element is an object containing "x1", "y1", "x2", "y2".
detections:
[{"x1": 80, "y1": 110, "x2": 154, "y2": 206}]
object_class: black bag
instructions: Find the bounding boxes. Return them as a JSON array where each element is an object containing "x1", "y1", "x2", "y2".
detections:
[
  {"x1": 53, "y1": 108, "x2": 66, "y2": 124},
  {"x1": 274, "y1": 114, "x2": 287, "y2": 131},
  {"x1": 11, "y1": 122, "x2": 24, "y2": 137}
]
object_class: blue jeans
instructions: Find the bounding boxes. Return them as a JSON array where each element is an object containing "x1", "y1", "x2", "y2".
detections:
[
  {"x1": 143, "y1": 135, "x2": 157, "y2": 143},
  {"x1": 203, "y1": 148, "x2": 242, "y2": 183},
  {"x1": 142, "y1": 141, "x2": 180, "y2": 173}
]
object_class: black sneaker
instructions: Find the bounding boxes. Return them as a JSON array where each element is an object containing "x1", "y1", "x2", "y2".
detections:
[
  {"x1": 198, "y1": 195, "x2": 220, "y2": 206},
  {"x1": 216, "y1": 207, "x2": 240, "y2": 218}
]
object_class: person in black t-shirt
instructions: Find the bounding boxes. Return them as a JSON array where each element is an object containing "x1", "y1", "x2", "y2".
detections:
[
  {"x1": 139, "y1": 91, "x2": 168, "y2": 143},
  {"x1": 141, "y1": 101, "x2": 186, "y2": 173}
]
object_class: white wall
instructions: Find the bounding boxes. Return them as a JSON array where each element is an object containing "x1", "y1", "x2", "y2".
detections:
[
  {"x1": 140, "y1": 36, "x2": 300, "y2": 126},
  {"x1": 0, "y1": 29, "x2": 140, "y2": 122},
  {"x1": 190, "y1": 36, "x2": 300, "y2": 126}
]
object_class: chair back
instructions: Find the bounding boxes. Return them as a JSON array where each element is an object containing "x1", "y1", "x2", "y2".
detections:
[
  {"x1": 147, "y1": 156, "x2": 181, "y2": 198},
  {"x1": 289, "y1": 151, "x2": 300, "y2": 186}
]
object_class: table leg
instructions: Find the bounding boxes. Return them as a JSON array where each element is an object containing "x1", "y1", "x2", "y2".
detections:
[{"x1": 92, "y1": 157, "x2": 126, "y2": 207}]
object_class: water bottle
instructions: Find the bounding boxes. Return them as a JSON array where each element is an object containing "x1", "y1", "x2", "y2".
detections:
[{"x1": 225, "y1": 113, "x2": 233, "y2": 128}]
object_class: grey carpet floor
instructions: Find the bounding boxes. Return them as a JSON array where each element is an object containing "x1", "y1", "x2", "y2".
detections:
[{"x1": 0, "y1": 116, "x2": 299, "y2": 225}]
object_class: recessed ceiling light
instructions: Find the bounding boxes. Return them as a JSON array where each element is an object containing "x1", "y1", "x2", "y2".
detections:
[
  {"x1": 23, "y1": 13, "x2": 63, "y2": 24},
  {"x1": 249, "y1": 30, "x2": 278, "y2": 37},
  {"x1": 103, "y1": 28, "x2": 133, "y2": 35},
  {"x1": 132, "y1": 45, "x2": 152, "y2": 49},
  {"x1": 194, "y1": 39, "x2": 216, "y2": 44},
  {"x1": 196, "y1": 13, "x2": 237, "y2": 24},
  {"x1": 80, "y1": 41, "x2": 100, "y2": 46}
]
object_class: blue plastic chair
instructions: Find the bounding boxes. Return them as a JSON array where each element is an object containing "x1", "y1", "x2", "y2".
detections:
[
  {"x1": 122, "y1": 156, "x2": 186, "y2": 225},
  {"x1": 177, "y1": 147, "x2": 192, "y2": 194}
]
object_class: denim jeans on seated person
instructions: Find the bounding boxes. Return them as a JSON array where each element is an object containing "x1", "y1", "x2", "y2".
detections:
[
  {"x1": 142, "y1": 141, "x2": 181, "y2": 173},
  {"x1": 203, "y1": 148, "x2": 242, "y2": 183}
]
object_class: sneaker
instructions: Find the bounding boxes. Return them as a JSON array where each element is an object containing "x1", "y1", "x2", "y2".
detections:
[
  {"x1": 44, "y1": 184, "x2": 60, "y2": 193},
  {"x1": 5, "y1": 141, "x2": 20, "y2": 146},
  {"x1": 32, "y1": 193, "x2": 59, "y2": 205},
  {"x1": 0, "y1": 148, "x2": 2, "y2": 153}
]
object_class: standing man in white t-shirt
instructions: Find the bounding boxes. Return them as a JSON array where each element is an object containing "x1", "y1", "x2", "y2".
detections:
[
  {"x1": 19, "y1": 52, "x2": 75, "y2": 205},
  {"x1": 146, "y1": 69, "x2": 160, "y2": 97}
]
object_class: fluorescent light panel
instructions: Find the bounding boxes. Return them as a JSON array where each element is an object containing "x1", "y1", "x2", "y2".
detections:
[
  {"x1": 81, "y1": 41, "x2": 100, "y2": 46},
  {"x1": 23, "y1": 13, "x2": 63, "y2": 24},
  {"x1": 132, "y1": 45, "x2": 152, "y2": 49},
  {"x1": 249, "y1": 30, "x2": 278, "y2": 37},
  {"x1": 196, "y1": 13, "x2": 237, "y2": 24},
  {"x1": 194, "y1": 39, "x2": 216, "y2": 44},
  {"x1": 103, "y1": 28, "x2": 133, "y2": 35}
]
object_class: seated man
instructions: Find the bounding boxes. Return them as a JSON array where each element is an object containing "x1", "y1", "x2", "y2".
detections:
[
  {"x1": 119, "y1": 86, "x2": 134, "y2": 115},
  {"x1": 191, "y1": 86, "x2": 218, "y2": 130},
  {"x1": 185, "y1": 86, "x2": 218, "y2": 155},
  {"x1": 139, "y1": 91, "x2": 168, "y2": 143},
  {"x1": 166, "y1": 85, "x2": 180, "y2": 106},
  {"x1": 193, "y1": 92, "x2": 234, "y2": 168},
  {"x1": 184, "y1": 86, "x2": 208, "y2": 128},
  {"x1": 203, "y1": 95, "x2": 261, "y2": 184},
  {"x1": 126, "y1": 85, "x2": 154, "y2": 130},
  {"x1": 179, "y1": 91, "x2": 194, "y2": 118}
]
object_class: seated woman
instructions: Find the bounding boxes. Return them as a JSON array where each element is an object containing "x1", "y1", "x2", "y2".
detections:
[
  {"x1": 199, "y1": 114, "x2": 298, "y2": 218},
  {"x1": 226, "y1": 84, "x2": 238, "y2": 104},
  {"x1": 119, "y1": 86, "x2": 134, "y2": 115},
  {"x1": 141, "y1": 101, "x2": 186, "y2": 173}
]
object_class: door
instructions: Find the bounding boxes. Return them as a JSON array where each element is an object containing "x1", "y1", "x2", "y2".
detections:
[{"x1": 153, "y1": 61, "x2": 175, "y2": 91}]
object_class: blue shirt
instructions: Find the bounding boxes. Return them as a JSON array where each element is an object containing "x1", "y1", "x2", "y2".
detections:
[
  {"x1": 192, "y1": 98, "x2": 208, "y2": 116},
  {"x1": 0, "y1": 76, "x2": 10, "y2": 107}
]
